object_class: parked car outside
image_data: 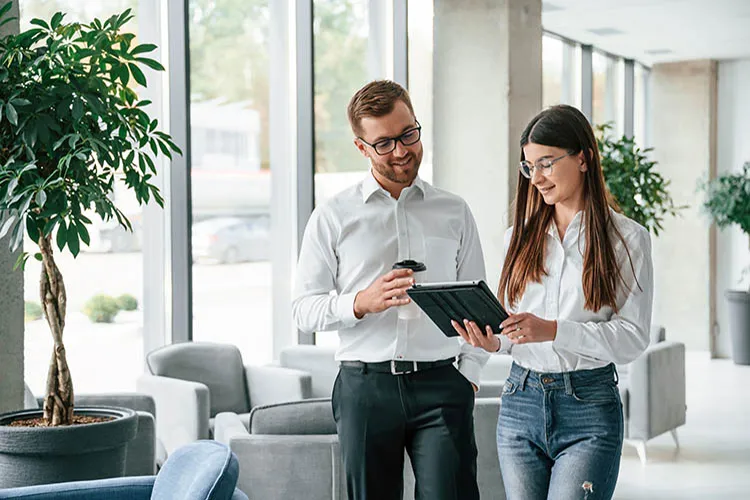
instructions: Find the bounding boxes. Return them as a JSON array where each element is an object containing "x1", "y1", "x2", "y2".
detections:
[{"x1": 192, "y1": 216, "x2": 270, "y2": 264}]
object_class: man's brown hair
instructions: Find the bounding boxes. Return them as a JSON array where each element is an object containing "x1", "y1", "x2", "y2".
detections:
[{"x1": 347, "y1": 80, "x2": 415, "y2": 137}]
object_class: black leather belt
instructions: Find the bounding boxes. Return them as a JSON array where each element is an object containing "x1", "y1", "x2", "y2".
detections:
[{"x1": 340, "y1": 357, "x2": 456, "y2": 375}]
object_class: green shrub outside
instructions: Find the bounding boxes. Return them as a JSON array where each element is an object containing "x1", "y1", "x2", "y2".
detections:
[
  {"x1": 116, "y1": 294, "x2": 138, "y2": 311},
  {"x1": 83, "y1": 294, "x2": 120, "y2": 323},
  {"x1": 25, "y1": 301, "x2": 43, "y2": 322}
]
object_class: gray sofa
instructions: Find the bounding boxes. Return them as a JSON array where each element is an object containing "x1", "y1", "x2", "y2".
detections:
[
  {"x1": 214, "y1": 397, "x2": 504, "y2": 500},
  {"x1": 136, "y1": 342, "x2": 313, "y2": 456}
]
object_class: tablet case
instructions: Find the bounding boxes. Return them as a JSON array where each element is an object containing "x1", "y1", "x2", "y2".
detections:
[{"x1": 406, "y1": 280, "x2": 510, "y2": 338}]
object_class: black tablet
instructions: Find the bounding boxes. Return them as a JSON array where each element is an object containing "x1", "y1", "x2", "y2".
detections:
[{"x1": 406, "y1": 280, "x2": 510, "y2": 338}]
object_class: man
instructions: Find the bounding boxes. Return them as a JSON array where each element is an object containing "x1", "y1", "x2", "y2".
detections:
[{"x1": 292, "y1": 80, "x2": 488, "y2": 500}]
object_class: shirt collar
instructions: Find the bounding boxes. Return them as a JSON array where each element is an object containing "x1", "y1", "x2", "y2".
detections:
[
  {"x1": 361, "y1": 169, "x2": 427, "y2": 203},
  {"x1": 547, "y1": 210, "x2": 585, "y2": 240}
]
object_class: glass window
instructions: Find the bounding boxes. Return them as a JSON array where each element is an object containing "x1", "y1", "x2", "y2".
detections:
[
  {"x1": 592, "y1": 51, "x2": 622, "y2": 133},
  {"x1": 188, "y1": 0, "x2": 273, "y2": 366},
  {"x1": 542, "y1": 35, "x2": 564, "y2": 108},
  {"x1": 20, "y1": 0, "x2": 143, "y2": 395},
  {"x1": 407, "y1": 0, "x2": 434, "y2": 183},
  {"x1": 634, "y1": 63, "x2": 649, "y2": 148},
  {"x1": 313, "y1": 0, "x2": 372, "y2": 206}
]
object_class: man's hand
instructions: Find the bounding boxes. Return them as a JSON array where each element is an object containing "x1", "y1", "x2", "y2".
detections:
[
  {"x1": 500, "y1": 313, "x2": 557, "y2": 344},
  {"x1": 353, "y1": 269, "x2": 415, "y2": 319}
]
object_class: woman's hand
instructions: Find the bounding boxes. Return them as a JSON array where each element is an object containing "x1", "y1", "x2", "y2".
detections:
[
  {"x1": 451, "y1": 319, "x2": 500, "y2": 353},
  {"x1": 500, "y1": 312, "x2": 557, "y2": 344}
]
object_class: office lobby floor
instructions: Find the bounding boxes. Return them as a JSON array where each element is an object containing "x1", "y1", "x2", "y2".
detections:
[{"x1": 614, "y1": 352, "x2": 750, "y2": 499}]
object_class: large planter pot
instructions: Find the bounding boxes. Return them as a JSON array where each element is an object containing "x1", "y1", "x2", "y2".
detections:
[
  {"x1": 0, "y1": 406, "x2": 138, "y2": 488},
  {"x1": 726, "y1": 290, "x2": 750, "y2": 365}
]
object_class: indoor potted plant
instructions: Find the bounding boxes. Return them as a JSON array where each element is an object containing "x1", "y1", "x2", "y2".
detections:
[
  {"x1": 0, "y1": 2, "x2": 179, "y2": 486},
  {"x1": 702, "y1": 161, "x2": 750, "y2": 365},
  {"x1": 596, "y1": 123, "x2": 684, "y2": 235}
]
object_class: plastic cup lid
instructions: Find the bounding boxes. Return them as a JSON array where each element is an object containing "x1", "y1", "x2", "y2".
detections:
[{"x1": 392, "y1": 259, "x2": 426, "y2": 272}]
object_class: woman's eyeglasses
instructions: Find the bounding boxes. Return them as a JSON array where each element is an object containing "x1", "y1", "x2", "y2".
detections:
[
  {"x1": 358, "y1": 122, "x2": 422, "y2": 156},
  {"x1": 519, "y1": 152, "x2": 575, "y2": 179}
]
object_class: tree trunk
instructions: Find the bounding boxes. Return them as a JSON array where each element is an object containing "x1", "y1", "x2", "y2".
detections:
[{"x1": 38, "y1": 235, "x2": 74, "y2": 426}]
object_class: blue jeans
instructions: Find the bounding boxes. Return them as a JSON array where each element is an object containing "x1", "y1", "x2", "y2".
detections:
[{"x1": 497, "y1": 362, "x2": 623, "y2": 500}]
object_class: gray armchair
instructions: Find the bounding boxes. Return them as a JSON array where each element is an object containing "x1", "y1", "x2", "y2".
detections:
[
  {"x1": 215, "y1": 397, "x2": 505, "y2": 500},
  {"x1": 23, "y1": 384, "x2": 159, "y2": 476},
  {"x1": 136, "y1": 342, "x2": 312, "y2": 456},
  {"x1": 618, "y1": 326, "x2": 687, "y2": 464}
]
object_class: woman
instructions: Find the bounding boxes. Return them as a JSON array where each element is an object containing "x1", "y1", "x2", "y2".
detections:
[{"x1": 452, "y1": 105, "x2": 653, "y2": 500}]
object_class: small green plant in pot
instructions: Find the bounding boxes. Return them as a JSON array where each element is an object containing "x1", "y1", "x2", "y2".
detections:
[
  {"x1": 596, "y1": 123, "x2": 686, "y2": 235},
  {"x1": 701, "y1": 161, "x2": 750, "y2": 364},
  {"x1": 0, "y1": 1, "x2": 180, "y2": 429}
]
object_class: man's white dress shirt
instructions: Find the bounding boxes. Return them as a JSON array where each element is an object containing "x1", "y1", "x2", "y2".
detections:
[
  {"x1": 292, "y1": 171, "x2": 489, "y2": 386},
  {"x1": 497, "y1": 209, "x2": 654, "y2": 372}
]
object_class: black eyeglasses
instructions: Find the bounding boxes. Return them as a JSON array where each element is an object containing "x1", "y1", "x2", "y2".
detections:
[
  {"x1": 358, "y1": 122, "x2": 422, "y2": 155},
  {"x1": 519, "y1": 152, "x2": 575, "y2": 179}
]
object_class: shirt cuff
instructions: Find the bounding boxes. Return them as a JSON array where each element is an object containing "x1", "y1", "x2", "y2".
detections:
[
  {"x1": 552, "y1": 319, "x2": 579, "y2": 350},
  {"x1": 497, "y1": 334, "x2": 513, "y2": 354},
  {"x1": 457, "y1": 358, "x2": 483, "y2": 389},
  {"x1": 336, "y1": 292, "x2": 362, "y2": 328}
]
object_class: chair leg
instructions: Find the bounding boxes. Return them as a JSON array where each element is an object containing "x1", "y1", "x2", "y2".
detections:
[
  {"x1": 634, "y1": 440, "x2": 647, "y2": 465},
  {"x1": 670, "y1": 429, "x2": 680, "y2": 450}
]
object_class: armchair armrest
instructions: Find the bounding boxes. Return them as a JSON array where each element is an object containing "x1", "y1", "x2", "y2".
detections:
[
  {"x1": 75, "y1": 393, "x2": 156, "y2": 415},
  {"x1": 244, "y1": 365, "x2": 312, "y2": 408},
  {"x1": 0, "y1": 476, "x2": 155, "y2": 499},
  {"x1": 136, "y1": 375, "x2": 210, "y2": 456},
  {"x1": 215, "y1": 412, "x2": 341, "y2": 499},
  {"x1": 628, "y1": 340, "x2": 686, "y2": 440}
]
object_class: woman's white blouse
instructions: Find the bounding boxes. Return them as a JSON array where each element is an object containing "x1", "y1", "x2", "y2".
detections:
[{"x1": 496, "y1": 209, "x2": 654, "y2": 372}]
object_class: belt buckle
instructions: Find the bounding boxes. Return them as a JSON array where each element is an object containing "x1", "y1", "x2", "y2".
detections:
[{"x1": 390, "y1": 360, "x2": 418, "y2": 375}]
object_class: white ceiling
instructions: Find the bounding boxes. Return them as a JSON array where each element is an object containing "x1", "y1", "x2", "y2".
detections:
[{"x1": 542, "y1": 0, "x2": 750, "y2": 66}]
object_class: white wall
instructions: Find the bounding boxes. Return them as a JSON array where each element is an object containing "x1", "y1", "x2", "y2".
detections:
[{"x1": 715, "y1": 59, "x2": 750, "y2": 358}]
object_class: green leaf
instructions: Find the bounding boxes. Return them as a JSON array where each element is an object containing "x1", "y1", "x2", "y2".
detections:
[
  {"x1": 129, "y1": 63, "x2": 147, "y2": 86},
  {"x1": 77, "y1": 223, "x2": 91, "y2": 246},
  {"x1": 72, "y1": 99, "x2": 84, "y2": 120},
  {"x1": 35, "y1": 189, "x2": 47, "y2": 208},
  {"x1": 130, "y1": 43, "x2": 157, "y2": 56},
  {"x1": 0, "y1": 214, "x2": 16, "y2": 240},
  {"x1": 0, "y1": 2, "x2": 14, "y2": 20},
  {"x1": 26, "y1": 216, "x2": 40, "y2": 242},
  {"x1": 30, "y1": 18, "x2": 49, "y2": 29},
  {"x1": 135, "y1": 57, "x2": 164, "y2": 71},
  {"x1": 50, "y1": 11, "x2": 64, "y2": 29},
  {"x1": 67, "y1": 225, "x2": 80, "y2": 256},
  {"x1": 6, "y1": 103, "x2": 17, "y2": 125},
  {"x1": 10, "y1": 98, "x2": 31, "y2": 107},
  {"x1": 12, "y1": 252, "x2": 28, "y2": 272},
  {"x1": 34, "y1": 253, "x2": 43, "y2": 262},
  {"x1": 56, "y1": 219, "x2": 67, "y2": 252}
]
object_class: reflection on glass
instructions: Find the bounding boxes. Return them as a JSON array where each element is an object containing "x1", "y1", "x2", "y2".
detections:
[
  {"x1": 188, "y1": 0, "x2": 272, "y2": 366},
  {"x1": 20, "y1": 0, "x2": 143, "y2": 395}
]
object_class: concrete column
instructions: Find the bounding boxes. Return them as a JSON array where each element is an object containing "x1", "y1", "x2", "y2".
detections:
[
  {"x1": 651, "y1": 60, "x2": 717, "y2": 351},
  {"x1": 716, "y1": 58, "x2": 750, "y2": 359},
  {"x1": 0, "y1": 0, "x2": 24, "y2": 413},
  {"x1": 433, "y1": 0, "x2": 542, "y2": 291}
]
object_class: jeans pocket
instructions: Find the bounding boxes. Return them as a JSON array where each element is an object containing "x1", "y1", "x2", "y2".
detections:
[
  {"x1": 571, "y1": 383, "x2": 619, "y2": 405},
  {"x1": 501, "y1": 380, "x2": 519, "y2": 397}
]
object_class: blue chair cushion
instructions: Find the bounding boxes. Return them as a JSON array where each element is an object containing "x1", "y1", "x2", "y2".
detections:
[{"x1": 151, "y1": 441, "x2": 239, "y2": 500}]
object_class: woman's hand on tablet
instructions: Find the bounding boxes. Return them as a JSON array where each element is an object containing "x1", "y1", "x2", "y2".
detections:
[{"x1": 451, "y1": 319, "x2": 501, "y2": 353}]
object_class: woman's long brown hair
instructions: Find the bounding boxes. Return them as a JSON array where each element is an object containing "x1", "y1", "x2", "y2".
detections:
[{"x1": 499, "y1": 105, "x2": 634, "y2": 314}]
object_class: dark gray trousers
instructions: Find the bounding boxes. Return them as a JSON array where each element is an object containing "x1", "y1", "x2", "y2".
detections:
[{"x1": 331, "y1": 363, "x2": 479, "y2": 500}]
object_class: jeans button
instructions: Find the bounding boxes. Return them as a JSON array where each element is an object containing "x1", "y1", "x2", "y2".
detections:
[{"x1": 542, "y1": 377, "x2": 554, "y2": 384}]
